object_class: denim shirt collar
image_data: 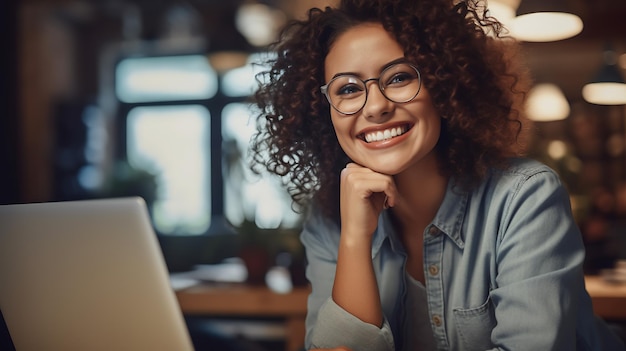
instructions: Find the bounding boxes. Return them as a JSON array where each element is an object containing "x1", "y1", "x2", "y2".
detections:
[{"x1": 370, "y1": 179, "x2": 468, "y2": 258}]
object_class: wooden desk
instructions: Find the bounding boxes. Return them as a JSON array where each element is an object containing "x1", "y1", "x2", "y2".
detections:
[
  {"x1": 585, "y1": 275, "x2": 626, "y2": 321},
  {"x1": 176, "y1": 284, "x2": 309, "y2": 351},
  {"x1": 176, "y1": 276, "x2": 626, "y2": 351}
]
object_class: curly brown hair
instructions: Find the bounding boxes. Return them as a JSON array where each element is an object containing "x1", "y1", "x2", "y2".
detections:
[{"x1": 251, "y1": 0, "x2": 530, "y2": 220}]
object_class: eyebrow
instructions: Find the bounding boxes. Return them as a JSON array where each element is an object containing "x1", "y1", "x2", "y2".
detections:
[{"x1": 330, "y1": 57, "x2": 409, "y2": 80}]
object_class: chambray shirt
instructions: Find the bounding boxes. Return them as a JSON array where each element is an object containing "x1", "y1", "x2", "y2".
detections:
[{"x1": 301, "y1": 158, "x2": 624, "y2": 351}]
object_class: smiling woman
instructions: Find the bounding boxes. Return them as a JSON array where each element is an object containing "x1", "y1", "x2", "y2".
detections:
[{"x1": 250, "y1": 0, "x2": 625, "y2": 350}]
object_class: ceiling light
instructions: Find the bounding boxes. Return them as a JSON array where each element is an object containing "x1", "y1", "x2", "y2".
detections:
[
  {"x1": 510, "y1": 0, "x2": 583, "y2": 42},
  {"x1": 547, "y1": 140, "x2": 568, "y2": 159},
  {"x1": 236, "y1": 3, "x2": 286, "y2": 47},
  {"x1": 487, "y1": 0, "x2": 520, "y2": 28},
  {"x1": 582, "y1": 48, "x2": 626, "y2": 105},
  {"x1": 525, "y1": 83, "x2": 570, "y2": 121}
]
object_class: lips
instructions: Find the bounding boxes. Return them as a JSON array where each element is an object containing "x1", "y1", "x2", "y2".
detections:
[{"x1": 358, "y1": 123, "x2": 412, "y2": 143}]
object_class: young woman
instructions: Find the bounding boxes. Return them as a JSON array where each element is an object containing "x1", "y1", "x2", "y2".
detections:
[{"x1": 252, "y1": 0, "x2": 625, "y2": 349}]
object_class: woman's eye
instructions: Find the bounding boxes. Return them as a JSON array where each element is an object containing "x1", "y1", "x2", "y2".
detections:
[
  {"x1": 386, "y1": 72, "x2": 414, "y2": 86},
  {"x1": 336, "y1": 83, "x2": 364, "y2": 96}
]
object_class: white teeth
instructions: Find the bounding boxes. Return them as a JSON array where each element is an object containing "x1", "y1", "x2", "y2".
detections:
[{"x1": 364, "y1": 126, "x2": 407, "y2": 143}]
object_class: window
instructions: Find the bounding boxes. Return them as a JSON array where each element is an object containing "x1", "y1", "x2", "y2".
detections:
[
  {"x1": 114, "y1": 52, "x2": 301, "y2": 236},
  {"x1": 221, "y1": 103, "x2": 301, "y2": 229},
  {"x1": 126, "y1": 105, "x2": 211, "y2": 234},
  {"x1": 115, "y1": 54, "x2": 218, "y2": 235},
  {"x1": 116, "y1": 55, "x2": 217, "y2": 103}
]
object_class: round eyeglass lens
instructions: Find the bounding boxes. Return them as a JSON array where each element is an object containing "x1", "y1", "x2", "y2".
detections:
[
  {"x1": 380, "y1": 63, "x2": 421, "y2": 103},
  {"x1": 325, "y1": 76, "x2": 367, "y2": 115}
]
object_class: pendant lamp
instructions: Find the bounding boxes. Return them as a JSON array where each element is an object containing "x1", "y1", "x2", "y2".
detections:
[
  {"x1": 526, "y1": 83, "x2": 570, "y2": 121},
  {"x1": 582, "y1": 48, "x2": 626, "y2": 105},
  {"x1": 510, "y1": 0, "x2": 583, "y2": 42},
  {"x1": 487, "y1": 0, "x2": 520, "y2": 28}
]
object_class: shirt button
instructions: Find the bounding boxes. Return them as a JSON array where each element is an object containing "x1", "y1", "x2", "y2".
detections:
[
  {"x1": 432, "y1": 314, "x2": 442, "y2": 327},
  {"x1": 428, "y1": 264, "x2": 439, "y2": 276},
  {"x1": 428, "y1": 226, "x2": 440, "y2": 236}
]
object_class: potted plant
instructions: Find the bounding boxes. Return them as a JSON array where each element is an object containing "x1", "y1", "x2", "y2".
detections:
[{"x1": 235, "y1": 219, "x2": 305, "y2": 286}]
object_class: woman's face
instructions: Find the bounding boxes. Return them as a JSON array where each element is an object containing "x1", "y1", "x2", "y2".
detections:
[{"x1": 324, "y1": 22, "x2": 441, "y2": 176}]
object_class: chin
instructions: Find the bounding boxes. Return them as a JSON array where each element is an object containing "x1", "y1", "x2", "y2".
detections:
[{"x1": 362, "y1": 162, "x2": 406, "y2": 176}]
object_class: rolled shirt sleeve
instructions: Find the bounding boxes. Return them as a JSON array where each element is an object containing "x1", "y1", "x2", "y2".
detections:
[
  {"x1": 300, "y1": 209, "x2": 395, "y2": 351},
  {"x1": 309, "y1": 298, "x2": 395, "y2": 350}
]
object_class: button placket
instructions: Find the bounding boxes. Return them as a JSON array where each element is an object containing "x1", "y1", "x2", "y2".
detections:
[{"x1": 423, "y1": 224, "x2": 449, "y2": 348}]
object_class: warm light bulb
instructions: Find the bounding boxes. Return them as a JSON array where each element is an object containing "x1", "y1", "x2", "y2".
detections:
[
  {"x1": 488, "y1": 2, "x2": 516, "y2": 27},
  {"x1": 582, "y1": 82, "x2": 626, "y2": 105},
  {"x1": 526, "y1": 83, "x2": 570, "y2": 121},
  {"x1": 547, "y1": 140, "x2": 567, "y2": 160},
  {"x1": 510, "y1": 12, "x2": 583, "y2": 42},
  {"x1": 236, "y1": 3, "x2": 286, "y2": 47}
]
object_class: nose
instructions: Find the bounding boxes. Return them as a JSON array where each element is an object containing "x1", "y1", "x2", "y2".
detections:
[{"x1": 362, "y1": 81, "x2": 393, "y2": 120}]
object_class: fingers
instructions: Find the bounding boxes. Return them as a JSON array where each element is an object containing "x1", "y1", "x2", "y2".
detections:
[
  {"x1": 339, "y1": 163, "x2": 396, "y2": 240},
  {"x1": 341, "y1": 163, "x2": 396, "y2": 208},
  {"x1": 339, "y1": 163, "x2": 397, "y2": 244}
]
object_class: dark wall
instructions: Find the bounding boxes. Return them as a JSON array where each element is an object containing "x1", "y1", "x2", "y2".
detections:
[
  {"x1": 0, "y1": 0, "x2": 19, "y2": 205},
  {"x1": 0, "y1": 2, "x2": 18, "y2": 348},
  {"x1": 0, "y1": 0, "x2": 18, "y2": 342}
]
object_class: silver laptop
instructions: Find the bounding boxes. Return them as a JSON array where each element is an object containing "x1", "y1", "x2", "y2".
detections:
[{"x1": 0, "y1": 197, "x2": 194, "y2": 351}]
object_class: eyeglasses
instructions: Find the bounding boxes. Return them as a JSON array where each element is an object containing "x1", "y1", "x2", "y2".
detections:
[{"x1": 320, "y1": 62, "x2": 422, "y2": 115}]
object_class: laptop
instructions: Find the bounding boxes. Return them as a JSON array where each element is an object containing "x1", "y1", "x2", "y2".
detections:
[{"x1": 0, "y1": 197, "x2": 194, "y2": 351}]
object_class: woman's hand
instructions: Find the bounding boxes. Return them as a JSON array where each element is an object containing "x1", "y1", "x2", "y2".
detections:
[
  {"x1": 332, "y1": 163, "x2": 396, "y2": 326},
  {"x1": 340, "y1": 163, "x2": 397, "y2": 239}
]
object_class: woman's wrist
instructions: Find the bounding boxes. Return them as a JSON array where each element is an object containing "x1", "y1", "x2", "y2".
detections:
[{"x1": 339, "y1": 228, "x2": 374, "y2": 249}]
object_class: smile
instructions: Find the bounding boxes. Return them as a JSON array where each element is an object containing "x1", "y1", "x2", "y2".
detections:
[{"x1": 360, "y1": 124, "x2": 412, "y2": 143}]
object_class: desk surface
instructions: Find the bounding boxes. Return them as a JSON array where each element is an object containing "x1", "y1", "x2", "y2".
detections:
[
  {"x1": 177, "y1": 276, "x2": 626, "y2": 319},
  {"x1": 176, "y1": 284, "x2": 309, "y2": 351},
  {"x1": 584, "y1": 275, "x2": 626, "y2": 320},
  {"x1": 176, "y1": 283, "x2": 309, "y2": 316},
  {"x1": 585, "y1": 275, "x2": 626, "y2": 296}
]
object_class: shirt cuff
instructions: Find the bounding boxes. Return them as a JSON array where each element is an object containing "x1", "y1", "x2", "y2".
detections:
[{"x1": 309, "y1": 298, "x2": 395, "y2": 351}]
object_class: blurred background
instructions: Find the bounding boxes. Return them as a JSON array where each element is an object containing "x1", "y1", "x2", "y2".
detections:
[
  {"x1": 1, "y1": 0, "x2": 626, "y2": 350},
  {"x1": 1, "y1": 0, "x2": 625, "y2": 282}
]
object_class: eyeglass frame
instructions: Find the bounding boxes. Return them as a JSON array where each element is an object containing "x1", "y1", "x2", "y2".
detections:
[{"x1": 320, "y1": 62, "x2": 422, "y2": 115}]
